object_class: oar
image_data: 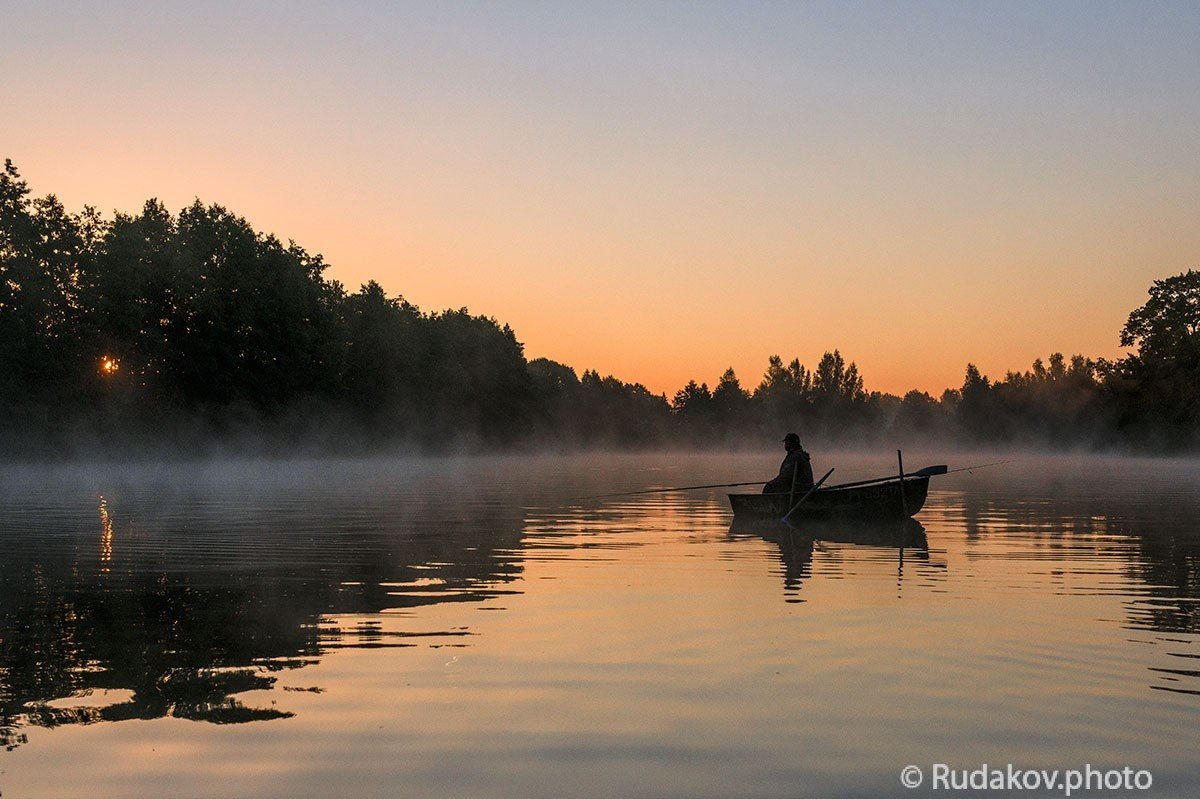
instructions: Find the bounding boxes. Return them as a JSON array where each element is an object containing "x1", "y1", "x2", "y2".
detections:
[
  {"x1": 825, "y1": 464, "x2": 947, "y2": 491},
  {"x1": 781, "y1": 467, "x2": 835, "y2": 524},
  {"x1": 584, "y1": 480, "x2": 767, "y2": 500},
  {"x1": 822, "y1": 459, "x2": 1010, "y2": 491}
]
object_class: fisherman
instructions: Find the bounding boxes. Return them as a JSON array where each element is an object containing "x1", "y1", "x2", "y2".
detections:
[{"x1": 762, "y1": 432, "x2": 814, "y2": 494}]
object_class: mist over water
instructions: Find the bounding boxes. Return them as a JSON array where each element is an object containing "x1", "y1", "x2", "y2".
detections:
[{"x1": 1, "y1": 452, "x2": 1199, "y2": 797}]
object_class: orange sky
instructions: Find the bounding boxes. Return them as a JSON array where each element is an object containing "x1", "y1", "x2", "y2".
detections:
[{"x1": 3, "y1": 4, "x2": 1198, "y2": 397}]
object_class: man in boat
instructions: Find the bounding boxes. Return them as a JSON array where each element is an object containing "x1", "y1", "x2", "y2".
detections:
[{"x1": 762, "y1": 432, "x2": 815, "y2": 494}]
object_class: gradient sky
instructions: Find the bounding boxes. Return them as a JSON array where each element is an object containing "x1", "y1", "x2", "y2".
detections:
[{"x1": 4, "y1": 1, "x2": 1199, "y2": 396}]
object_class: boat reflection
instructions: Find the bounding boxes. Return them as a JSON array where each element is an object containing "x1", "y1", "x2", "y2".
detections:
[
  {"x1": 729, "y1": 516, "x2": 933, "y2": 599},
  {"x1": 730, "y1": 514, "x2": 929, "y2": 549}
]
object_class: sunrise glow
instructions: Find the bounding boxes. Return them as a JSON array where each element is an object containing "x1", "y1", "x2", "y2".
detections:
[{"x1": 3, "y1": 5, "x2": 1197, "y2": 397}]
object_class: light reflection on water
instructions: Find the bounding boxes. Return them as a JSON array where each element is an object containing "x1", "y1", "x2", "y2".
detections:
[{"x1": 0, "y1": 453, "x2": 1198, "y2": 797}]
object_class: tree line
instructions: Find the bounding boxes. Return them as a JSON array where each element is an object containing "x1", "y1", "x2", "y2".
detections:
[{"x1": 2, "y1": 160, "x2": 1197, "y2": 457}]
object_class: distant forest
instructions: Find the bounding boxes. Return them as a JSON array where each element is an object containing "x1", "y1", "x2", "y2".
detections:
[{"x1": 2, "y1": 160, "x2": 1198, "y2": 458}]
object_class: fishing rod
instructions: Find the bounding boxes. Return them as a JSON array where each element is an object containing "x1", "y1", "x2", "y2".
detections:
[
  {"x1": 580, "y1": 459, "x2": 1013, "y2": 501},
  {"x1": 941, "y1": 459, "x2": 1014, "y2": 476},
  {"x1": 583, "y1": 480, "x2": 768, "y2": 500}
]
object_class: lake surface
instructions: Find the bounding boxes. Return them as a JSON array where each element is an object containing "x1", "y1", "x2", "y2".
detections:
[{"x1": 1, "y1": 452, "x2": 1198, "y2": 798}]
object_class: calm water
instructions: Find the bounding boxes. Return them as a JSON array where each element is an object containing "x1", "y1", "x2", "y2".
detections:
[{"x1": 1, "y1": 452, "x2": 1198, "y2": 798}]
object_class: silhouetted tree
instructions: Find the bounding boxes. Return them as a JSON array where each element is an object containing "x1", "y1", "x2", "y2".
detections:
[
  {"x1": 527, "y1": 357, "x2": 580, "y2": 439},
  {"x1": 3, "y1": 159, "x2": 1199, "y2": 455},
  {"x1": 811, "y1": 350, "x2": 872, "y2": 438},
  {"x1": 712, "y1": 367, "x2": 751, "y2": 437},
  {"x1": 577, "y1": 370, "x2": 671, "y2": 447},
  {"x1": 671, "y1": 380, "x2": 714, "y2": 443},
  {"x1": 340, "y1": 281, "x2": 425, "y2": 429},
  {"x1": 813, "y1": 350, "x2": 864, "y2": 403},
  {"x1": 955, "y1": 363, "x2": 996, "y2": 440},
  {"x1": 753, "y1": 355, "x2": 812, "y2": 430},
  {"x1": 420, "y1": 310, "x2": 534, "y2": 445},
  {"x1": 1108, "y1": 270, "x2": 1200, "y2": 447},
  {"x1": 995, "y1": 353, "x2": 1105, "y2": 444},
  {"x1": 890, "y1": 390, "x2": 950, "y2": 441},
  {"x1": 0, "y1": 160, "x2": 96, "y2": 415}
]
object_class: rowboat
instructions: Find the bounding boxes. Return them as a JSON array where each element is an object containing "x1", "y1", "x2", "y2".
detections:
[{"x1": 728, "y1": 464, "x2": 945, "y2": 521}]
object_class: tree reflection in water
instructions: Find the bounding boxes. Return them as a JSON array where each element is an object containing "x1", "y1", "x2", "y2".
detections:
[
  {"x1": 0, "y1": 470, "x2": 527, "y2": 750},
  {"x1": 944, "y1": 463, "x2": 1200, "y2": 696}
]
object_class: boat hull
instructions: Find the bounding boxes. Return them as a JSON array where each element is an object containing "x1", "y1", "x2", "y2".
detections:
[{"x1": 729, "y1": 476, "x2": 929, "y2": 521}]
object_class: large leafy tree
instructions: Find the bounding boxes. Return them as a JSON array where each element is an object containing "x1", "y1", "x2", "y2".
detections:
[
  {"x1": 1112, "y1": 270, "x2": 1200, "y2": 443},
  {"x1": 340, "y1": 281, "x2": 425, "y2": 426},
  {"x1": 0, "y1": 160, "x2": 102, "y2": 411},
  {"x1": 1120, "y1": 270, "x2": 1200, "y2": 357},
  {"x1": 420, "y1": 309, "x2": 534, "y2": 445}
]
